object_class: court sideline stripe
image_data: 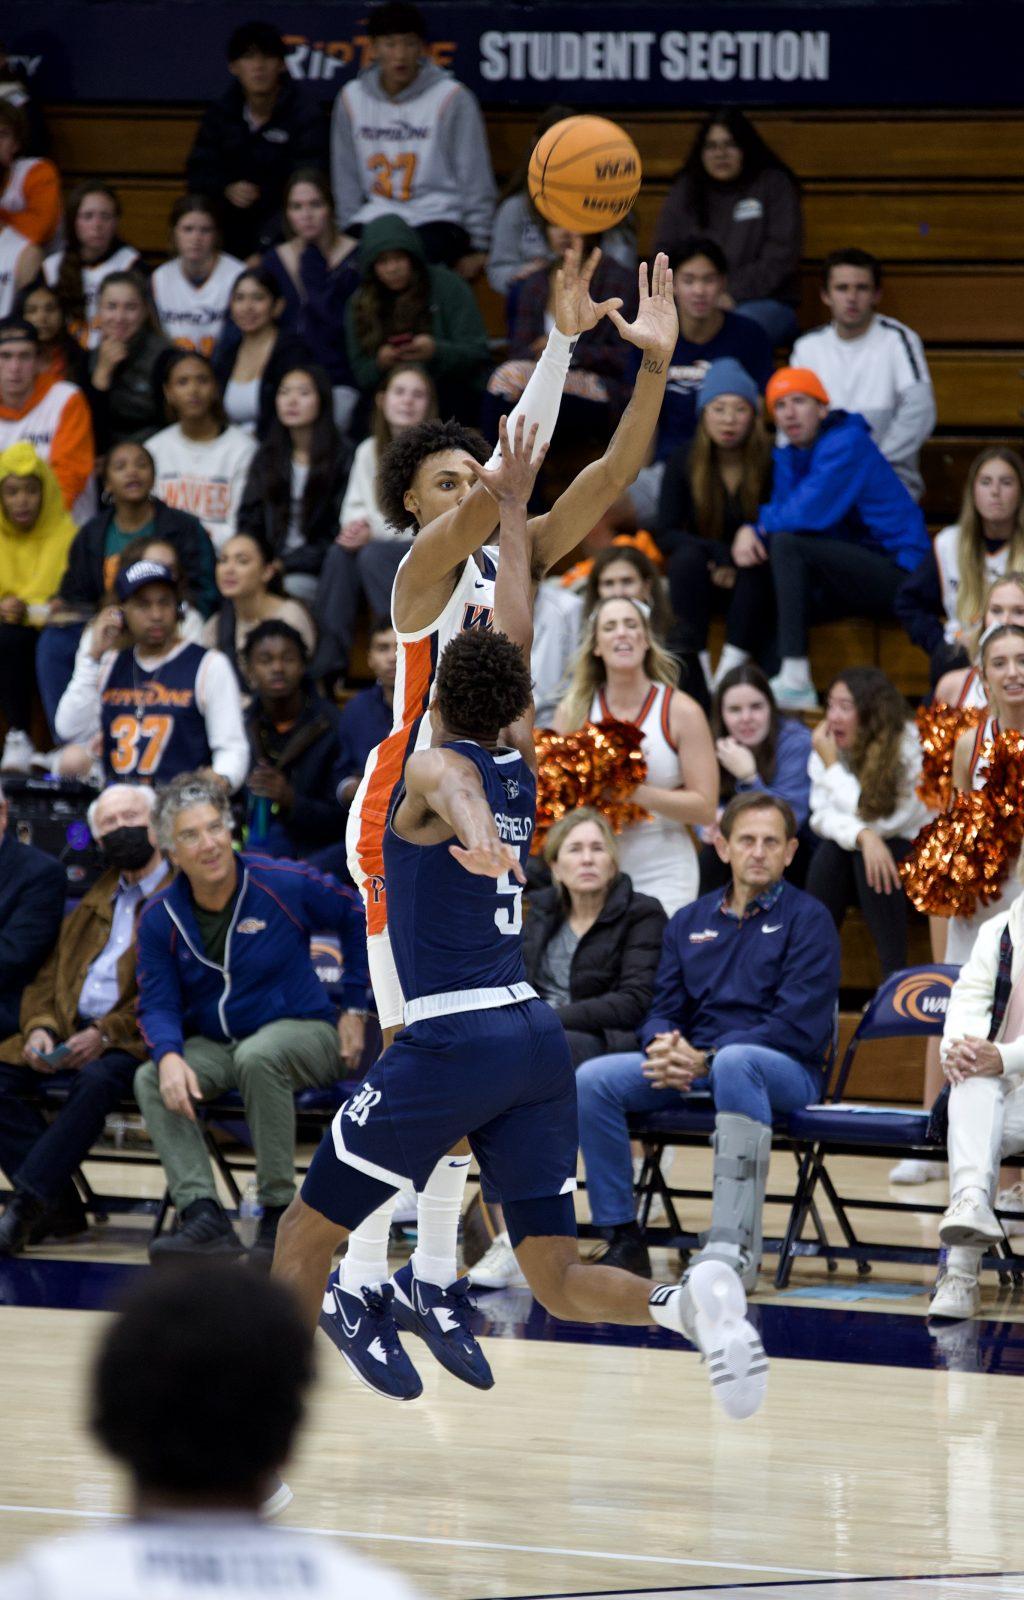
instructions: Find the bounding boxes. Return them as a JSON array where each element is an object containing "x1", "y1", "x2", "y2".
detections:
[
  {"x1": 0, "y1": 1503, "x2": 856, "y2": 1578},
  {"x1": 496, "y1": 1571, "x2": 1024, "y2": 1598}
]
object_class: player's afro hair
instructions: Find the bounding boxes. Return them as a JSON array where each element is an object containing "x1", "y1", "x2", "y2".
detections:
[
  {"x1": 378, "y1": 418, "x2": 490, "y2": 532},
  {"x1": 435, "y1": 628, "x2": 533, "y2": 742}
]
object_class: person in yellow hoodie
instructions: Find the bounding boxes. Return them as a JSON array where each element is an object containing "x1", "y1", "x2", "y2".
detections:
[{"x1": 0, "y1": 441, "x2": 76, "y2": 770}]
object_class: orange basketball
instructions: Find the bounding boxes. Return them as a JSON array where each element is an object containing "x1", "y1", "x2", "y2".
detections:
[{"x1": 527, "y1": 115, "x2": 642, "y2": 234}]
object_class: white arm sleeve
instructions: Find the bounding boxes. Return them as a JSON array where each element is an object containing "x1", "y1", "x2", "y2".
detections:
[
  {"x1": 485, "y1": 326, "x2": 577, "y2": 468},
  {"x1": 195, "y1": 650, "x2": 251, "y2": 792},
  {"x1": 53, "y1": 651, "x2": 107, "y2": 745}
]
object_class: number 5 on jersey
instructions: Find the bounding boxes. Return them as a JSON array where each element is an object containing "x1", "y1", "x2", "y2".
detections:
[{"x1": 494, "y1": 869, "x2": 523, "y2": 937}]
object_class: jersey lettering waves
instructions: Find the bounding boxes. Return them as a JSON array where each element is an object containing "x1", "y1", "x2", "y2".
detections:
[{"x1": 384, "y1": 740, "x2": 535, "y2": 1005}]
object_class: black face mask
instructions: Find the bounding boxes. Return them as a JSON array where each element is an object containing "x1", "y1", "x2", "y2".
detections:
[{"x1": 100, "y1": 825, "x2": 154, "y2": 872}]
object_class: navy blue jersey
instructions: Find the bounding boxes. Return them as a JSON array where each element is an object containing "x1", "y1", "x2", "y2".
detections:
[
  {"x1": 384, "y1": 740, "x2": 536, "y2": 1009},
  {"x1": 100, "y1": 641, "x2": 213, "y2": 783}
]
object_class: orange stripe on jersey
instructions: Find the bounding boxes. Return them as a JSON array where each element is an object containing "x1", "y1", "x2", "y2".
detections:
[
  {"x1": 660, "y1": 685, "x2": 677, "y2": 750},
  {"x1": 356, "y1": 634, "x2": 435, "y2": 886}
]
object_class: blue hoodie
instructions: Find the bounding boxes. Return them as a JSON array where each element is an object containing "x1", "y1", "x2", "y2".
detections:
[
  {"x1": 758, "y1": 410, "x2": 930, "y2": 572},
  {"x1": 137, "y1": 854, "x2": 369, "y2": 1064}
]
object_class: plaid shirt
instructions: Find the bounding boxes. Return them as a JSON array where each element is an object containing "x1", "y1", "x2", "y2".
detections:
[
  {"x1": 990, "y1": 923, "x2": 1014, "y2": 1041},
  {"x1": 718, "y1": 878, "x2": 785, "y2": 924}
]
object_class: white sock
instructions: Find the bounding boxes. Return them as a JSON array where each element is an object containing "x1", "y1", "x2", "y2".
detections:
[
  {"x1": 698, "y1": 650, "x2": 713, "y2": 690},
  {"x1": 712, "y1": 644, "x2": 750, "y2": 688},
  {"x1": 411, "y1": 1155, "x2": 472, "y2": 1287},
  {"x1": 779, "y1": 657, "x2": 812, "y2": 690},
  {"x1": 486, "y1": 327, "x2": 573, "y2": 467},
  {"x1": 947, "y1": 1244, "x2": 983, "y2": 1277},
  {"x1": 342, "y1": 1190, "x2": 400, "y2": 1296},
  {"x1": 648, "y1": 1281, "x2": 694, "y2": 1341}
]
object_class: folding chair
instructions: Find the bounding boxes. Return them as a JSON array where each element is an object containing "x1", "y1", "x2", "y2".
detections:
[{"x1": 776, "y1": 963, "x2": 1024, "y2": 1288}]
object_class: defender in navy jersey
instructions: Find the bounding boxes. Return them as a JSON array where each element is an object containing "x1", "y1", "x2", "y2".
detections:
[{"x1": 275, "y1": 419, "x2": 767, "y2": 1422}]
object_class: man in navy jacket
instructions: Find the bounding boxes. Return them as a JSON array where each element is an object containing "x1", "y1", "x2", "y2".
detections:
[
  {"x1": 731, "y1": 366, "x2": 930, "y2": 713},
  {"x1": 0, "y1": 782, "x2": 66, "y2": 1037},
  {"x1": 577, "y1": 792, "x2": 839, "y2": 1285},
  {"x1": 134, "y1": 772, "x2": 370, "y2": 1264}
]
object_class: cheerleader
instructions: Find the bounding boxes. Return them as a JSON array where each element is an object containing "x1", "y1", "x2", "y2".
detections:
[{"x1": 553, "y1": 594, "x2": 718, "y2": 917}]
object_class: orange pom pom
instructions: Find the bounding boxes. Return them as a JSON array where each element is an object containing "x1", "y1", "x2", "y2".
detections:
[
  {"x1": 914, "y1": 701, "x2": 985, "y2": 811},
  {"x1": 532, "y1": 718, "x2": 648, "y2": 854}
]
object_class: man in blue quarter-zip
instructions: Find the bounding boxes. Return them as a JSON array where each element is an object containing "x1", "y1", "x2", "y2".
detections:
[
  {"x1": 134, "y1": 772, "x2": 370, "y2": 1266},
  {"x1": 576, "y1": 790, "x2": 839, "y2": 1289}
]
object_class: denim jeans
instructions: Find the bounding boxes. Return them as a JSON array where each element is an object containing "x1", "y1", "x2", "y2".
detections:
[
  {"x1": 0, "y1": 1049, "x2": 139, "y2": 1206},
  {"x1": 36, "y1": 622, "x2": 86, "y2": 737},
  {"x1": 576, "y1": 1042, "x2": 822, "y2": 1227}
]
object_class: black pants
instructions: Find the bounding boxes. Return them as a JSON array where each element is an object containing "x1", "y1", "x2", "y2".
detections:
[
  {"x1": 805, "y1": 835, "x2": 913, "y2": 980},
  {"x1": 0, "y1": 622, "x2": 38, "y2": 731},
  {"x1": 769, "y1": 532, "x2": 906, "y2": 658},
  {"x1": 310, "y1": 537, "x2": 413, "y2": 682},
  {"x1": 667, "y1": 535, "x2": 775, "y2": 655},
  {"x1": 0, "y1": 1049, "x2": 138, "y2": 1207}
]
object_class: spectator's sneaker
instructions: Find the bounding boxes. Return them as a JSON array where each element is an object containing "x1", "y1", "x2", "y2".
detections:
[
  {"x1": 593, "y1": 1230, "x2": 652, "y2": 1279},
  {"x1": 996, "y1": 1183, "x2": 1024, "y2": 1237},
  {"x1": 889, "y1": 1158, "x2": 944, "y2": 1185},
  {"x1": 655, "y1": 1259, "x2": 769, "y2": 1420},
  {"x1": 148, "y1": 1198, "x2": 244, "y2": 1261},
  {"x1": 939, "y1": 1190, "x2": 1003, "y2": 1246},
  {"x1": 469, "y1": 1231, "x2": 527, "y2": 1291},
  {"x1": 319, "y1": 1270, "x2": 423, "y2": 1402},
  {"x1": 0, "y1": 729, "x2": 35, "y2": 773},
  {"x1": 767, "y1": 676, "x2": 820, "y2": 713},
  {"x1": 929, "y1": 1270, "x2": 981, "y2": 1322},
  {"x1": 390, "y1": 1262, "x2": 495, "y2": 1390},
  {"x1": 260, "y1": 1476, "x2": 293, "y2": 1518},
  {"x1": 247, "y1": 1204, "x2": 287, "y2": 1271}
]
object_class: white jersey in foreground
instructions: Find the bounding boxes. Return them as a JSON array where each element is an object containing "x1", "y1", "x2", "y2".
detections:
[{"x1": 0, "y1": 1518, "x2": 420, "y2": 1600}]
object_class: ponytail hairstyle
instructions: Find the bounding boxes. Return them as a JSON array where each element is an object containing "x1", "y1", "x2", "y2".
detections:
[
  {"x1": 830, "y1": 666, "x2": 911, "y2": 822},
  {"x1": 559, "y1": 595, "x2": 679, "y2": 732},
  {"x1": 55, "y1": 184, "x2": 125, "y2": 327}
]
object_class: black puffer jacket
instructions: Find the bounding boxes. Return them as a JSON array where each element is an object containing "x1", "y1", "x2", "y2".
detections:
[{"x1": 522, "y1": 873, "x2": 667, "y2": 1066}]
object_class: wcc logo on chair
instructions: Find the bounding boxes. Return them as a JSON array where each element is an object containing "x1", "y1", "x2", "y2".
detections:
[{"x1": 891, "y1": 969, "x2": 955, "y2": 1024}]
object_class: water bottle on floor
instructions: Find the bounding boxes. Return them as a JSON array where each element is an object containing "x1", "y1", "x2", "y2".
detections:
[{"x1": 238, "y1": 1179, "x2": 263, "y2": 1249}]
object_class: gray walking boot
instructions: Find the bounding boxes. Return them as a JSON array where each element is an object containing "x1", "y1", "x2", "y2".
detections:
[{"x1": 690, "y1": 1112, "x2": 771, "y2": 1292}]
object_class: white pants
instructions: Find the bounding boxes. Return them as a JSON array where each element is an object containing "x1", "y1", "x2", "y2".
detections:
[{"x1": 948, "y1": 1073, "x2": 1024, "y2": 1197}]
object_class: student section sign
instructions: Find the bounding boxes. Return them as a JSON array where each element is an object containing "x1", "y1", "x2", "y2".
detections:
[{"x1": 5, "y1": 1, "x2": 1018, "y2": 109}]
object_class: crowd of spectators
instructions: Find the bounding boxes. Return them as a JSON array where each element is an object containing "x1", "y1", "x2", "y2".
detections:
[{"x1": 0, "y1": 0, "x2": 1017, "y2": 1325}]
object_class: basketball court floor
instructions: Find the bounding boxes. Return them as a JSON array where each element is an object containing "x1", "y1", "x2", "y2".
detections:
[{"x1": 2, "y1": 1145, "x2": 1023, "y2": 1599}]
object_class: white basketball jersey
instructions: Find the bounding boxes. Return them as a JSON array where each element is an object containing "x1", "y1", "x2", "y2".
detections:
[
  {"x1": 0, "y1": 225, "x2": 28, "y2": 318},
  {"x1": 151, "y1": 254, "x2": 245, "y2": 357},
  {"x1": 0, "y1": 1520, "x2": 419, "y2": 1600},
  {"x1": 342, "y1": 75, "x2": 463, "y2": 230},
  {"x1": 44, "y1": 245, "x2": 142, "y2": 346}
]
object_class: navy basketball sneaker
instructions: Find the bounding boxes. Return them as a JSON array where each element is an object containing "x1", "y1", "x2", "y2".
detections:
[
  {"x1": 390, "y1": 1262, "x2": 494, "y2": 1390},
  {"x1": 319, "y1": 1269, "x2": 423, "y2": 1401}
]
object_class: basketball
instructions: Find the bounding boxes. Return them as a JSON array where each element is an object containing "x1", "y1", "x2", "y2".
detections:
[{"x1": 527, "y1": 115, "x2": 642, "y2": 233}]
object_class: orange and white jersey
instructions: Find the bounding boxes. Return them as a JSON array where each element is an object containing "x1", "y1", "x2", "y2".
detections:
[
  {"x1": 146, "y1": 422, "x2": 256, "y2": 551},
  {"x1": 151, "y1": 253, "x2": 244, "y2": 357},
  {"x1": 956, "y1": 664, "x2": 988, "y2": 712},
  {"x1": 0, "y1": 224, "x2": 31, "y2": 318},
  {"x1": 0, "y1": 155, "x2": 61, "y2": 245},
  {"x1": 44, "y1": 244, "x2": 143, "y2": 347},
  {"x1": 0, "y1": 373, "x2": 95, "y2": 520},
  {"x1": 346, "y1": 544, "x2": 498, "y2": 936}
]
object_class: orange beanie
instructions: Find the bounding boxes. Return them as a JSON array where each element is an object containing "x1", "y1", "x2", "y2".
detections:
[{"x1": 765, "y1": 367, "x2": 830, "y2": 415}]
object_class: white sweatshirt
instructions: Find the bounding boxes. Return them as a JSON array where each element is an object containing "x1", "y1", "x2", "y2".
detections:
[
  {"x1": 942, "y1": 893, "x2": 1024, "y2": 1076},
  {"x1": 54, "y1": 639, "x2": 250, "y2": 791},
  {"x1": 146, "y1": 424, "x2": 257, "y2": 551},
  {"x1": 338, "y1": 435, "x2": 405, "y2": 539},
  {"x1": 808, "y1": 723, "x2": 930, "y2": 850},
  {"x1": 532, "y1": 582, "x2": 584, "y2": 726},
  {"x1": 791, "y1": 316, "x2": 936, "y2": 501}
]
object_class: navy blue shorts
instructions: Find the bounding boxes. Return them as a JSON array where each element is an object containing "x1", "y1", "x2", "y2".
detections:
[{"x1": 302, "y1": 999, "x2": 579, "y2": 1245}]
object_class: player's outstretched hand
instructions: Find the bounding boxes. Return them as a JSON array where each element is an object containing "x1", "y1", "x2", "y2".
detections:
[
  {"x1": 465, "y1": 415, "x2": 548, "y2": 509},
  {"x1": 449, "y1": 839, "x2": 527, "y2": 883},
  {"x1": 554, "y1": 240, "x2": 623, "y2": 338},
  {"x1": 608, "y1": 252, "x2": 678, "y2": 360}
]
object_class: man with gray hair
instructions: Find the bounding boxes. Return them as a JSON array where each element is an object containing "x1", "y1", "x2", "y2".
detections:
[
  {"x1": 0, "y1": 783, "x2": 170, "y2": 1256},
  {"x1": 134, "y1": 773, "x2": 369, "y2": 1265}
]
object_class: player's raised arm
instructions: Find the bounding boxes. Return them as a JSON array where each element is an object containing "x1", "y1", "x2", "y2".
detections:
[
  {"x1": 396, "y1": 245, "x2": 617, "y2": 596},
  {"x1": 401, "y1": 748, "x2": 526, "y2": 883},
  {"x1": 528, "y1": 253, "x2": 679, "y2": 577},
  {"x1": 466, "y1": 413, "x2": 548, "y2": 657}
]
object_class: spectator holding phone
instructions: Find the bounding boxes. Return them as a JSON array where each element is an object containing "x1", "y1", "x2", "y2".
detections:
[{"x1": 0, "y1": 784, "x2": 171, "y2": 1257}]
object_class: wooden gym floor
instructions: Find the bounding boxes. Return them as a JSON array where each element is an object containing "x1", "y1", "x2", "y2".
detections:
[{"x1": 2, "y1": 1146, "x2": 1024, "y2": 1599}]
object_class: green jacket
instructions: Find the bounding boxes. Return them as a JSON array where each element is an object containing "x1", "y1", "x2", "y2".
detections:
[{"x1": 344, "y1": 214, "x2": 490, "y2": 393}]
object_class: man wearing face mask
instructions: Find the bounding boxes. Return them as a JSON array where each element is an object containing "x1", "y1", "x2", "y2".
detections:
[{"x1": 0, "y1": 782, "x2": 172, "y2": 1255}]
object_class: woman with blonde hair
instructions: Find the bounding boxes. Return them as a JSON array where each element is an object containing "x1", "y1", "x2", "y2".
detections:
[
  {"x1": 806, "y1": 666, "x2": 929, "y2": 980},
  {"x1": 896, "y1": 447, "x2": 1024, "y2": 688},
  {"x1": 554, "y1": 595, "x2": 718, "y2": 916}
]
